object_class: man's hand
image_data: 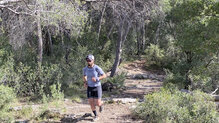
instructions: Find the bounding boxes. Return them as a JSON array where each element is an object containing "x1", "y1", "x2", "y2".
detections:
[
  {"x1": 92, "y1": 77, "x2": 96, "y2": 82},
  {"x1": 84, "y1": 83, "x2": 87, "y2": 88},
  {"x1": 92, "y1": 77, "x2": 99, "y2": 82}
]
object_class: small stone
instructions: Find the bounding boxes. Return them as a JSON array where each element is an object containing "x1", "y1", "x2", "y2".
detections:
[
  {"x1": 136, "y1": 85, "x2": 142, "y2": 88},
  {"x1": 15, "y1": 120, "x2": 29, "y2": 123},
  {"x1": 129, "y1": 105, "x2": 137, "y2": 110},
  {"x1": 64, "y1": 99, "x2": 69, "y2": 102}
]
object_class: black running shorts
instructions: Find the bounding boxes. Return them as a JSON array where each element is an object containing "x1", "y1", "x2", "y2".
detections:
[{"x1": 87, "y1": 86, "x2": 102, "y2": 99}]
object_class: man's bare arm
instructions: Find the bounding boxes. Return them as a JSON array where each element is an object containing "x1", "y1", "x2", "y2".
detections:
[
  {"x1": 83, "y1": 76, "x2": 88, "y2": 88},
  {"x1": 98, "y1": 73, "x2": 107, "y2": 80}
]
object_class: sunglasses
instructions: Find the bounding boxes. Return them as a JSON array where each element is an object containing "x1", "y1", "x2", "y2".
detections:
[{"x1": 86, "y1": 59, "x2": 92, "y2": 62}]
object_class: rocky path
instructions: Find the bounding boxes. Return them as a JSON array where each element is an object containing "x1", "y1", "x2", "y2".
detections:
[{"x1": 120, "y1": 60, "x2": 165, "y2": 99}]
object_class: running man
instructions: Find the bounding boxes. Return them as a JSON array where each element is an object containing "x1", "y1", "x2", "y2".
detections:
[{"x1": 83, "y1": 54, "x2": 106, "y2": 120}]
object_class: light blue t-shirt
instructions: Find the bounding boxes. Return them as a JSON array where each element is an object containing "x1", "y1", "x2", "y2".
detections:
[{"x1": 83, "y1": 65, "x2": 105, "y2": 87}]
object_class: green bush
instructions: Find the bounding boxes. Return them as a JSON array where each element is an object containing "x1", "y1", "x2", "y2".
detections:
[
  {"x1": 40, "y1": 82, "x2": 64, "y2": 103},
  {"x1": 144, "y1": 44, "x2": 165, "y2": 67},
  {"x1": 132, "y1": 88, "x2": 218, "y2": 123},
  {"x1": 164, "y1": 69, "x2": 187, "y2": 89},
  {"x1": 50, "y1": 83, "x2": 64, "y2": 101},
  {"x1": 106, "y1": 72, "x2": 126, "y2": 89},
  {"x1": 0, "y1": 57, "x2": 63, "y2": 98},
  {"x1": 164, "y1": 58, "x2": 219, "y2": 93},
  {"x1": 188, "y1": 63, "x2": 219, "y2": 94},
  {"x1": 144, "y1": 42, "x2": 181, "y2": 69},
  {"x1": 0, "y1": 85, "x2": 16, "y2": 122}
]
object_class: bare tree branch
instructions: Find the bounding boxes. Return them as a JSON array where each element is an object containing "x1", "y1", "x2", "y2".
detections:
[
  {"x1": 0, "y1": 4, "x2": 34, "y2": 15},
  {"x1": 211, "y1": 88, "x2": 218, "y2": 95},
  {"x1": 96, "y1": 1, "x2": 107, "y2": 42}
]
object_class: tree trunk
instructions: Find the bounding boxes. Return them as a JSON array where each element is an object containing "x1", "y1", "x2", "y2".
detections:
[
  {"x1": 141, "y1": 22, "x2": 146, "y2": 52},
  {"x1": 185, "y1": 51, "x2": 193, "y2": 89},
  {"x1": 96, "y1": 1, "x2": 107, "y2": 42},
  {"x1": 37, "y1": 11, "x2": 43, "y2": 65},
  {"x1": 136, "y1": 22, "x2": 141, "y2": 55},
  {"x1": 110, "y1": 25, "x2": 123, "y2": 77},
  {"x1": 110, "y1": 20, "x2": 130, "y2": 77},
  {"x1": 48, "y1": 28, "x2": 53, "y2": 55},
  {"x1": 154, "y1": 22, "x2": 160, "y2": 44},
  {"x1": 137, "y1": 21, "x2": 145, "y2": 55}
]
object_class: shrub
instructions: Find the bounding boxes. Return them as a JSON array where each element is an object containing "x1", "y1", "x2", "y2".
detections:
[
  {"x1": 50, "y1": 83, "x2": 64, "y2": 101},
  {"x1": 0, "y1": 85, "x2": 16, "y2": 122},
  {"x1": 0, "y1": 58, "x2": 63, "y2": 98},
  {"x1": 40, "y1": 83, "x2": 64, "y2": 104},
  {"x1": 188, "y1": 63, "x2": 219, "y2": 94},
  {"x1": 106, "y1": 72, "x2": 126, "y2": 89},
  {"x1": 164, "y1": 69, "x2": 187, "y2": 89},
  {"x1": 144, "y1": 44, "x2": 165, "y2": 67},
  {"x1": 132, "y1": 88, "x2": 218, "y2": 123},
  {"x1": 144, "y1": 42, "x2": 181, "y2": 69}
]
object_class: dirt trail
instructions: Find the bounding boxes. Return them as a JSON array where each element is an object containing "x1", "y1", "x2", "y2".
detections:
[{"x1": 120, "y1": 60, "x2": 164, "y2": 99}]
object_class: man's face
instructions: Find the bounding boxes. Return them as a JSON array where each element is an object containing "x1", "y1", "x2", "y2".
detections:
[{"x1": 86, "y1": 59, "x2": 94, "y2": 66}]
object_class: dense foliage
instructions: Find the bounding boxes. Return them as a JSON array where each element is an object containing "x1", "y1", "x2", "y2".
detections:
[
  {"x1": 144, "y1": 0, "x2": 219, "y2": 92},
  {"x1": 133, "y1": 87, "x2": 218, "y2": 123}
]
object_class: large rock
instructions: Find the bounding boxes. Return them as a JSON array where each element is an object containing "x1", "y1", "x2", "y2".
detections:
[
  {"x1": 132, "y1": 73, "x2": 165, "y2": 81},
  {"x1": 112, "y1": 98, "x2": 137, "y2": 104},
  {"x1": 132, "y1": 74, "x2": 148, "y2": 79},
  {"x1": 61, "y1": 113, "x2": 92, "y2": 123}
]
